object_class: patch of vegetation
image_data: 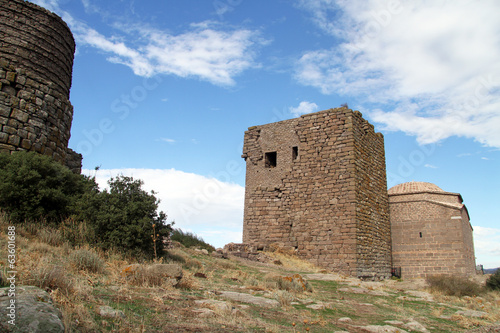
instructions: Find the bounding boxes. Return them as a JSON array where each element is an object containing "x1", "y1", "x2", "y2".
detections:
[
  {"x1": 0, "y1": 152, "x2": 174, "y2": 260},
  {"x1": 0, "y1": 151, "x2": 92, "y2": 224},
  {"x1": 170, "y1": 229, "x2": 215, "y2": 252},
  {"x1": 426, "y1": 274, "x2": 484, "y2": 297},
  {"x1": 69, "y1": 248, "x2": 105, "y2": 273},
  {"x1": 486, "y1": 269, "x2": 500, "y2": 290}
]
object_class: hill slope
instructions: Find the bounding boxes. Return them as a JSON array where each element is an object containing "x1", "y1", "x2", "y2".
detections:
[{"x1": 0, "y1": 223, "x2": 499, "y2": 332}]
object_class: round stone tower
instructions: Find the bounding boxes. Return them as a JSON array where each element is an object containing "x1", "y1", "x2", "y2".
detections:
[{"x1": 0, "y1": 0, "x2": 81, "y2": 172}]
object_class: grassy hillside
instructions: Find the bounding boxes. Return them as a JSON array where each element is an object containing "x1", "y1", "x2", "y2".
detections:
[{"x1": 0, "y1": 216, "x2": 499, "y2": 332}]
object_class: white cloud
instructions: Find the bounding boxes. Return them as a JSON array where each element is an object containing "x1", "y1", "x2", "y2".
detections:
[
  {"x1": 473, "y1": 226, "x2": 500, "y2": 269},
  {"x1": 289, "y1": 101, "x2": 319, "y2": 117},
  {"x1": 83, "y1": 168, "x2": 244, "y2": 248},
  {"x1": 296, "y1": 0, "x2": 500, "y2": 148},
  {"x1": 159, "y1": 138, "x2": 176, "y2": 144},
  {"x1": 424, "y1": 164, "x2": 437, "y2": 169},
  {"x1": 31, "y1": 1, "x2": 263, "y2": 86}
]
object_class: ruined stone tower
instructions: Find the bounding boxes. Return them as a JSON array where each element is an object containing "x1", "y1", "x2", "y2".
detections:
[
  {"x1": 0, "y1": 0, "x2": 81, "y2": 172},
  {"x1": 242, "y1": 107, "x2": 392, "y2": 279}
]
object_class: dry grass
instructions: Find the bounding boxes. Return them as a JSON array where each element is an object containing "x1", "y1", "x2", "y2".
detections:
[
  {"x1": 265, "y1": 252, "x2": 319, "y2": 273},
  {"x1": 427, "y1": 274, "x2": 484, "y2": 297},
  {"x1": 69, "y1": 247, "x2": 105, "y2": 273},
  {"x1": 1, "y1": 216, "x2": 499, "y2": 332}
]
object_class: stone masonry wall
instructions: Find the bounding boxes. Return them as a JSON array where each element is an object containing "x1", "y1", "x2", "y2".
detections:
[
  {"x1": 352, "y1": 111, "x2": 392, "y2": 278},
  {"x1": 0, "y1": 0, "x2": 81, "y2": 172},
  {"x1": 242, "y1": 107, "x2": 391, "y2": 278},
  {"x1": 390, "y1": 197, "x2": 475, "y2": 278}
]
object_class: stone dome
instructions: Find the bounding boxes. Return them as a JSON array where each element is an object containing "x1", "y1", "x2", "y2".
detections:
[{"x1": 388, "y1": 181, "x2": 444, "y2": 195}]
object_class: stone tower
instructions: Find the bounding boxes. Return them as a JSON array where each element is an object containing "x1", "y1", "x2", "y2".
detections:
[
  {"x1": 0, "y1": 0, "x2": 81, "y2": 172},
  {"x1": 389, "y1": 181, "x2": 476, "y2": 278},
  {"x1": 242, "y1": 107, "x2": 392, "y2": 279}
]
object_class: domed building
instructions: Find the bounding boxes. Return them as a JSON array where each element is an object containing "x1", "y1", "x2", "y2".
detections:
[{"x1": 388, "y1": 181, "x2": 476, "y2": 278}]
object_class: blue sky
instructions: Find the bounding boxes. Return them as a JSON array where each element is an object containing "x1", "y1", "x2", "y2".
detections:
[{"x1": 32, "y1": 0, "x2": 499, "y2": 268}]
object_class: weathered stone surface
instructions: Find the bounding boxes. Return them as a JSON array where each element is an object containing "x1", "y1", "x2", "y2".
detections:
[
  {"x1": 455, "y1": 309, "x2": 489, "y2": 318},
  {"x1": 403, "y1": 321, "x2": 429, "y2": 333},
  {"x1": 356, "y1": 325, "x2": 408, "y2": 333},
  {"x1": 0, "y1": 286, "x2": 65, "y2": 333},
  {"x1": 389, "y1": 181, "x2": 475, "y2": 278},
  {"x1": 217, "y1": 291, "x2": 280, "y2": 308},
  {"x1": 99, "y1": 306, "x2": 125, "y2": 319},
  {"x1": 194, "y1": 299, "x2": 231, "y2": 312},
  {"x1": 146, "y1": 264, "x2": 183, "y2": 280},
  {"x1": 0, "y1": 0, "x2": 81, "y2": 173},
  {"x1": 241, "y1": 107, "x2": 391, "y2": 279},
  {"x1": 338, "y1": 317, "x2": 353, "y2": 323}
]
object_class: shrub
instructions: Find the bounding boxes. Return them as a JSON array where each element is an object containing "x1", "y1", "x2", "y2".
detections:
[
  {"x1": 0, "y1": 152, "x2": 93, "y2": 224},
  {"x1": 32, "y1": 265, "x2": 73, "y2": 295},
  {"x1": 78, "y1": 175, "x2": 173, "y2": 259},
  {"x1": 426, "y1": 274, "x2": 483, "y2": 297},
  {"x1": 38, "y1": 228, "x2": 63, "y2": 246},
  {"x1": 170, "y1": 229, "x2": 215, "y2": 252},
  {"x1": 486, "y1": 269, "x2": 500, "y2": 290},
  {"x1": 70, "y1": 249, "x2": 105, "y2": 273},
  {"x1": 60, "y1": 218, "x2": 95, "y2": 246}
]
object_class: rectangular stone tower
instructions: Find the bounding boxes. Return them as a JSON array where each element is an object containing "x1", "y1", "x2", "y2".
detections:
[{"x1": 241, "y1": 107, "x2": 391, "y2": 279}]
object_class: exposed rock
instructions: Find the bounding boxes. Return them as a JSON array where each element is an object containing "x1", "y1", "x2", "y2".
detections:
[
  {"x1": 385, "y1": 320, "x2": 404, "y2": 326},
  {"x1": 194, "y1": 299, "x2": 231, "y2": 312},
  {"x1": 403, "y1": 321, "x2": 429, "y2": 333},
  {"x1": 211, "y1": 250, "x2": 228, "y2": 259},
  {"x1": 192, "y1": 308, "x2": 215, "y2": 318},
  {"x1": 146, "y1": 264, "x2": 183, "y2": 280},
  {"x1": 0, "y1": 286, "x2": 64, "y2": 333},
  {"x1": 99, "y1": 306, "x2": 125, "y2": 319},
  {"x1": 338, "y1": 317, "x2": 353, "y2": 323},
  {"x1": 356, "y1": 325, "x2": 408, "y2": 333},
  {"x1": 455, "y1": 309, "x2": 489, "y2": 318},
  {"x1": 306, "y1": 302, "x2": 330, "y2": 310},
  {"x1": 217, "y1": 291, "x2": 280, "y2": 308}
]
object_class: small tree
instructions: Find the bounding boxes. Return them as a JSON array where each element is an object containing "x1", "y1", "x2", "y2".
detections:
[{"x1": 85, "y1": 175, "x2": 173, "y2": 258}]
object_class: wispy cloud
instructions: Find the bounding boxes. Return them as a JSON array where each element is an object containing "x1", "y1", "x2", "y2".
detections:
[
  {"x1": 289, "y1": 101, "x2": 319, "y2": 117},
  {"x1": 84, "y1": 168, "x2": 244, "y2": 248},
  {"x1": 31, "y1": 1, "x2": 265, "y2": 86},
  {"x1": 296, "y1": 0, "x2": 500, "y2": 148},
  {"x1": 159, "y1": 138, "x2": 176, "y2": 144},
  {"x1": 424, "y1": 164, "x2": 437, "y2": 169}
]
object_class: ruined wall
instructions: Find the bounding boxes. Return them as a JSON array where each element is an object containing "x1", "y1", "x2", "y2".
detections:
[
  {"x1": 242, "y1": 107, "x2": 391, "y2": 278},
  {"x1": 389, "y1": 187, "x2": 476, "y2": 278},
  {"x1": 352, "y1": 112, "x2": 392, "y2": 278},
  {"x1": 0, "y1": 0, "x2": 81, "y2": 172}
]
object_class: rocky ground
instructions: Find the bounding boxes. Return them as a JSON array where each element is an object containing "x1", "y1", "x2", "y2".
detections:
[{"x1": 0, "y1": 230, "x2": 499, "y2": 332}]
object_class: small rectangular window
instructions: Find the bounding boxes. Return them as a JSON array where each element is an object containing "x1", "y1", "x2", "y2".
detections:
[
  {"x1": 265, "y1": 152, "x2": 277, "y2": 168},
  {"x1": 292, "y1": 146, "x2": 298, "y2": 161},
  {"x1": 419, "y1": 232, "x2": 422, "y2": 238}
]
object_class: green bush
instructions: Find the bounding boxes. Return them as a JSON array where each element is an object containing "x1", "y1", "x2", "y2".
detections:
[
  {"x1": 170, "y1": 229, "x2": 215, "y2": 252},
  {"x1": 486, "y1": 269, "x2": 500, "y2": 290},
  {"x1": 0, "y1": 152, "x2": 94, "y2": 224},
  {"x1": 426, "y1": 274, "x2": 483, "y2": 297},
  {"x1": 78, "y1": 175, "x2": 173, "y2": 259},
  {"x1": 0, "y1": 153, "x2": 173, "y2": 260}
]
